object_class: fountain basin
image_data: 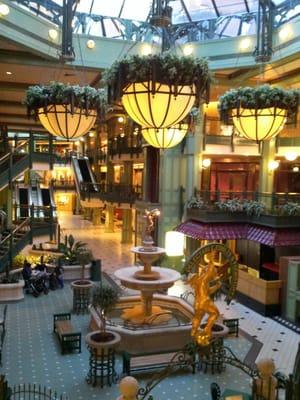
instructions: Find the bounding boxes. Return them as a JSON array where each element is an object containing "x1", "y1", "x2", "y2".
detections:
[{"x1": 90, "y1": 294, "x2": 194, "y2": 353}]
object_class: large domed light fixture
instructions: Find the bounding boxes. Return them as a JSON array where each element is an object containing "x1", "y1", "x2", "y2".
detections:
[
  {"x1": 38, "y1": 105, "x2": 97, "y2": 140},
  {"x1": 25, "y1": 83, "x2": 105, "y2": 140},
  {"x1": 219, "y1": 85, "x2": 299, "y2": 142},
  {"x1": 142, "y1": 123, "x2": 188, "y2": 149},
  {"x1": 232, "y1": 107, "x2": 287, "y2": 141},
  {"x1": 122, "y1": 82, "x2": 196, "y2": 129},
  {"x1": 105, "y1": 54, "x2": 210, "y2": 148}
]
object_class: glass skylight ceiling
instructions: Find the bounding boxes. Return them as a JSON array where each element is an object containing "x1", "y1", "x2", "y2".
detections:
[{"x1": 12, "y1": 0, "x2": 300, "y2": 42}]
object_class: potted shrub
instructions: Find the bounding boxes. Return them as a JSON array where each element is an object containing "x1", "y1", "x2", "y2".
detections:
[
  {"x1": 218, "y1": 85, "x2": 299, "y2": 141},
  {"x1": 86, "y1": 284, "x2": 120, "y2": 352},
  {"x1": 25, "y1": 82, "x2": 106, "y2": 140}
]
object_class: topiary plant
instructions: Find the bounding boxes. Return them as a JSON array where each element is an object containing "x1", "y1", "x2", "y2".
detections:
[{"x1": 91, "y1": 284, "x2": 120, "y2": 338}]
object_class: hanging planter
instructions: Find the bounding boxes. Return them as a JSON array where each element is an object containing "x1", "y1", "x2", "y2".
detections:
[
  {"x1": 103, "y1": 54, "x2": 211, "y2": 135},
  {"x1": 25, "y1": 82, "x2": 106, "y2": 140},
  {"x1": 219, "y1": 85, "x2": 299, "y2": 141}
]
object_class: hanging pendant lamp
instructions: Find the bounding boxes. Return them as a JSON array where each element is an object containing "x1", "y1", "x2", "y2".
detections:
[
  {"x1": 142, "y1": 123, "x2": 189, "y2": 149},
  {"x1": 219, "y1": 85, "x2": 299, "y2": 142},
  {"x1": 38, "y1": 105, "x2": 97, "y2": 140},
  {"x1": 25, "y1": 83, "x2": 106, "y2": 140}
]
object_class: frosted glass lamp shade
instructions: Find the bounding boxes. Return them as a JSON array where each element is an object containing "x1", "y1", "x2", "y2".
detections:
[
  {"x1": 122, "y1": 82, "x2": 195, "y2": 129},
  {"x1": 142, "y1": 124, "x2": 188, "y2": 149},
  {"x1": 232, "y1": 107, "x2": 287, "y2": 141},
  {"x1": 38, "y1": 104, "x2": 97, "y2": 139},
  {"x1": 165, "y1": 231, "x2": 184, "y2": 256}
]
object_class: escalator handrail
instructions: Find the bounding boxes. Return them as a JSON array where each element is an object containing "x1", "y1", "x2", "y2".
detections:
[{"x1": 0, "y1": 140, "x2": 29, "y2": 164}]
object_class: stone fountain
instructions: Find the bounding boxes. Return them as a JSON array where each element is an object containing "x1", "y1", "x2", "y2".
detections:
[{"x1": 114, "y1": 209, "x2": 181, "y2": 325}]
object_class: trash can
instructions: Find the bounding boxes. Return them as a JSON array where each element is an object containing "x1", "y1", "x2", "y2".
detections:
[{"x1": 91, "y1": 259, "x2": 101, "y2": 282}]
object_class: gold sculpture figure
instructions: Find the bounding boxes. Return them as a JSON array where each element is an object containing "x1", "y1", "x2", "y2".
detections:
[{"x1": 188, "y1": 251, "x2": 222, "y2": 346}]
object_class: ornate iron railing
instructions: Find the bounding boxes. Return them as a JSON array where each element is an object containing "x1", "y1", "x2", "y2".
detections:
[{"x1": 80, "y1": 182, "x2": 142, "y2": 204}]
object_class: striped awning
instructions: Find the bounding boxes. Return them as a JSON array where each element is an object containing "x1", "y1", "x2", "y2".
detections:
[
  {"x1": 175, "y1": 220, "x2": 300, "y2": 247},
  {"x1": 175, "y1": 221, "x2": 247, "y2": 240}
]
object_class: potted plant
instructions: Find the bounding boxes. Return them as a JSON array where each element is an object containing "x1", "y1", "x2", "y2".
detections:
[
  {"x1": 103, "y1": 53, "x2": 211, "y2": 134},
  {"x1": 25, "y1": 82, "x2": 106, "y2": 140},
  {"x1": 218, "y1": 85, "x2": 299, "y2": 141},
  {"x1": 86, "y1": 284, "x2": 121, "y2": 354}
]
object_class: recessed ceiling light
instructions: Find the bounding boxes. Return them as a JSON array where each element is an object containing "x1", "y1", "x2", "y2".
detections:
[
  {"x1": 86, "y1": 39, "x2": 95, "y2": 49},
  {"x1": 0, "y1": 4, "x2": 10, "y2": 16},
  {"x1": 48, "y1": 29, "x2": 58, "y2": 41},
  {"x1": 6, "y1": 71, "x2": 12, "y2": 75},
  {"x1": 183, "y1": 44, "x2": 193, "y2": 56}
]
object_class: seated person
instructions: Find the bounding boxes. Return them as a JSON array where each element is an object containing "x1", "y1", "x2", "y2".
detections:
[
  {"x1": 54, "y1": 264, "x2": 64, "y2": 289},
  {"x1": 22, "y1": 261, "x2": 32, "y2": 281}
]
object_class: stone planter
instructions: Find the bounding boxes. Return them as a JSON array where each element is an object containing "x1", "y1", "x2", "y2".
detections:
[
  {"x1": 47, "y1": 263, "x2": 91, "y2": 281},
  {"x1": 71, "y1": 279, "x2": 94, "y2": 314},
  {"x1": 0, "y1": 280, "x2": 25, "y2": 302},
  {"x1": 86, "y1": 330, "x2": 121, "y2": 353}
]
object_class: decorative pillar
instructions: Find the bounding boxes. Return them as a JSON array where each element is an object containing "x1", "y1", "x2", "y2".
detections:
[
  {"x1": 105, "y1": 204, "x2": 114, "y2": 232},
  {"x1": 92, "y1": 208, "x2": 102, "y2": 225},
  {"x1": 121, "y1": 208, "x2": 133, "y2": 244},
  {"x1": 259, "y1": 138, "x2": 276, "y2": 193},
  {"x1": 143, "y1": 146, "x2": 160, "y2": 203}
]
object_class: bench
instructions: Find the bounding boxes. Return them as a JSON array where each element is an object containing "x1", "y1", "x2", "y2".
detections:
[
  {"x1": 53, "y1": 313, "x2": 81, "y2": 354},
  {"x1": 223, "y1": 318, "x2": 239, "y2": 337},
  {"x1": 122, "y1": 348, "x2": 196, "y2": 376}
]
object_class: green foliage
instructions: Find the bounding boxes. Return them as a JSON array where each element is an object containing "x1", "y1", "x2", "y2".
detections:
[
  {"x1": 92, "y1": 284, "x2": 120, "y2": 333},
  {"x1": 215, "y1": 199, "x2": 266, "y2": 217},
  {"x1": 277, "y1": 202, "x2": 300, "y2": 216},
  {"x1": 25, "y1": 82, "x2": 107, "y2": 116},
  {"x1": 102, "y1": 53, "x2": 211, "y2": 103},
  {"x1": 59, "y1": 234, "x2": 89, "y2": 265},
  {"x1": 186, "y1": 196, "x2": 205, "y2": 209},
  {"x1": 219, "y1": 85, "x2": 299, "y2": 124}
]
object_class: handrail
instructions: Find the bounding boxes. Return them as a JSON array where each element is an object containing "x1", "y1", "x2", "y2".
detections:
[
  {"x1": 0, "y1": 140, "x2": 30, "y2": 164},
  {"x1": 0, "y1": 217, "x2": 30, "y2": 246}
]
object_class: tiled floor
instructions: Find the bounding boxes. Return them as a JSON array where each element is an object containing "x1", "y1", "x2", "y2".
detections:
[{"x1": 4, "y1": 211, "x2": 299, "y2": 399}]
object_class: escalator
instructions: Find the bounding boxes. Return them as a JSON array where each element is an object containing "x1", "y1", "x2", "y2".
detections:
[
  {"x1": 72, "y1": 156, "x2": 98, "y2": 195},
  {"x1": 41, "y1": 188, "x2": 56, "y2": 219},
  {"x1": 19, "y1": 188, "x2": 30, "y2": 218}
]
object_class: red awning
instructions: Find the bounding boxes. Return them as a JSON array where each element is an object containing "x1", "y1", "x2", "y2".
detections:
[
  {"x1": 175, "y1": 220, "x2": 300, "y2": 246},
  {"x1": 175, "y1": 221, "x2": 247, "y2": 240}
]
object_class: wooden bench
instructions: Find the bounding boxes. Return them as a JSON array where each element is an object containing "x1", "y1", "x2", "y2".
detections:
[
  {"x1": 122, "y1": 348, "x2": 196, "y2": 376},
  {"x1": 53, "y1": 313, "x2": 81, "y2": 354},
  {"x1": 223, "y1": 318, "x2": 239, "y2": 337}
]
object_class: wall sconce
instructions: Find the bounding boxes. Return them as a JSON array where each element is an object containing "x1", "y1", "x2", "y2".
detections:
[
  {"x1": 165, "y1": 231, "x2": 184, "y2": 257},
  {"x1": 86, "y1": 39, "x2": 95, "y2": 49},
  {"x1": 0, "y1": 4, "x2": 10, "y2": 16},
  {"x1": 48, "y1": 29, "x2": 58, "y2": 41},
  {"x1": 202, "y1": 158, "x2": 211, "y2": 169},
  {"x1": 285, "y1": 150, "x2": 298, "y2": 161},
  {"x1": 268, "y1": 160, "x2": 279, "y2": 172},
  {"x1": 118, "y1": 116, "x2": 125, "y2": 123},
  {"x1": 293, "y1": 166, "x2": 299, "y2": 172}
]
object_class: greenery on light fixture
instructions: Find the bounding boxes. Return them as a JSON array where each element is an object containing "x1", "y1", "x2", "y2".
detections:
[
  {"x1": 219, "y1": 85, "x2": 299, "y2": 124},
  {"x1": 103, "y1": 53, "x2": 211, "y2": 104},
  {"x1": 25, "y1": 82, "x2": 107, "y2": 118}
]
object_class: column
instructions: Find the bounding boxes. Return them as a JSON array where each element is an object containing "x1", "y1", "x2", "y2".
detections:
[
  {"x1": 92, "y1": 208, "x2": 101, "y2": 225},
  {"x1": 121, "y1": 208, "x2": 133, "y2": 244},
  {"x1": 259, "y1": 138, "x2": 276, "y2": 209},
  {"x1": 105, "y1": 204, "x2": 114, "y2": 232}
]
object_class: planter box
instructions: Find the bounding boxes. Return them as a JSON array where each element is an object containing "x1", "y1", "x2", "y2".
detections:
[
  {"x1": 187, "y1": 208, "x2": 300, "y2": 228},
  {"x1": 47, "y1": 263, "x2": 91, "y2": 281},
  {"x1": 0, "y1": 280, "x2": 24, "y2": 302}
]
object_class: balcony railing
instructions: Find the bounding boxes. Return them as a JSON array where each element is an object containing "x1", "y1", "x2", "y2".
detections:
[
  {"x1": 187, "y1": 190, "x2": 300, "y2": 228},
  {"x1": 80, "y1": 182, "x2": 142, "y2": 204}
]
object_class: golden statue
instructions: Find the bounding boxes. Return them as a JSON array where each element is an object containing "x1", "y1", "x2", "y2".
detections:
[{"x1": 187, "y1": 251, "x2": 223, "y2": 346}]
